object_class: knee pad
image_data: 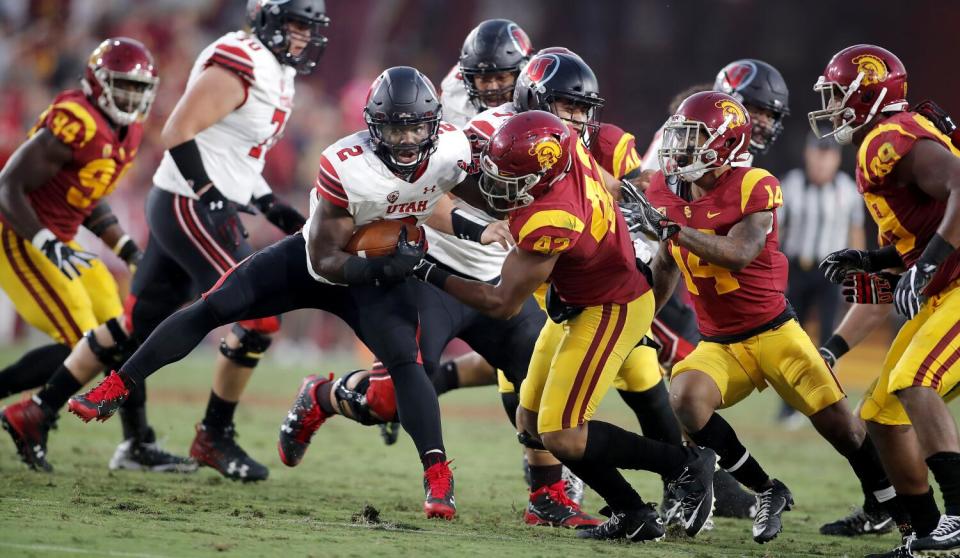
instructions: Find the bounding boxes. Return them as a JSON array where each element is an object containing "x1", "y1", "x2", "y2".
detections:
[
  {"x1": 517, "y1": 430, "x2": 546, "y2": 450},
  {"x1": 219, "y1": 323, "x2": 273, "y2": 368},
  {"x1": 86, "y1": 318, "x2": 138, "y2": 368},
  {"x1": 333, "y1": 370, "x2": 397, "y2": 425}
]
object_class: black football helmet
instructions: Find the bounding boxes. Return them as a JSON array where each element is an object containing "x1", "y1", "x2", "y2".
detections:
[
  {"x1": 248, "y1": 0, "x2": 330, "y2": 75},
  {"x1": 459, "y1": 19, "x2": 534, "y2": 111},
  {"x1": 514, "y1": 52, "x2": 605, "y2": 146},
  {"x1": 714, "y1": 59, "x2": 790, "y2": 155},
  {"x1": 364, "y1": 67, "x2": 442, "y2": 177}
]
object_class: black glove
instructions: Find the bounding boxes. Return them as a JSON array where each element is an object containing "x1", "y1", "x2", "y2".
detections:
[
  {"x1": 894, "y1": 263, "x2": 935, "y2": 318},
  {"x1": 32, "y1": 229, "x2": 96, "y2": 279},
  {"x1": 380, "y1": 227, "x2": 425, "y2": 284},
  {"x1": 545, "y1": 283, "x2": 583, "y2": 323},
  {"x1": 198, "y1": 186, "x2": 246, "y2": 249},
  {"x1": 618, "y1": 180, "x2": 680, "y2": 241},
  {"x1": 819, "y1": 249, "x2": 872, "y2": 284},
  {"x1": 254, "y1": 193, "x2": 306, "y2": 235},
  {"x1": 841, "y1": 272, "x2": 898, "y2": 304}
]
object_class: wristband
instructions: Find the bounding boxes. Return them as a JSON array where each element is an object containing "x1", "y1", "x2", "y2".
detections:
[
  {"x1": 113, "y1": 235, "x2": 139, "y2": 263},
  {"x1": 31, "y1": 228, "x2": 57, "y2": 249},
  {"x1": 169, "y1": 139, "x2": 212, "y2": 192},
  {"x1": 420, "y1": 262, "x2": 451, "y2": 289},
  {"x1": 253, "y1": 193, "x2": 276, "y2": 213},
  {"x1": 917, "y1": 233, "x2": 956, "y2": 269},
  {"x1": 867, "y1": 245, "x2": 905, "y2": 271},
  {"x1": 450, "y1": 209, "x2": 487, "y2": 242},
  {"x1": 821, "y1": 334, "x2": 850, "y2": 363}
]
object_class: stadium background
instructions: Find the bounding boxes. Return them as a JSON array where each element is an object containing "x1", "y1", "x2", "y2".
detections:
[{"x1": 1, "y1": 0, "x2": 957, "y2": 371}]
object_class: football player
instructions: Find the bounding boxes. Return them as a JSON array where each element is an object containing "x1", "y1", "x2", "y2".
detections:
[
  {"x1": 0, "y1": 38, "x2": 193, "y2": 472},
  {"x1": 416, "y1": 110, "x2": 718, "y2": 543},
  {"x1": 69, "y1": 66, "x2": 507, "y2": 520},
  {"x1": 643, "y1": 91, "x2": 902, "y2": 544},
  {"x1": 810, "y1": 45, "x2": 960, "y2": 557}
]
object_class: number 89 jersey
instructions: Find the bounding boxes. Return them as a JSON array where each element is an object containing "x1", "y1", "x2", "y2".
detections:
[
  {"x1": 508, "y1": 136, "x2": 648, "y2": 306},
  {"x1": 153, "y1": 31, "x2": 296, "y2": 205},
  {"x1": 645, "y1": 167, "x2": 788, "y2": 338},
  {"x1": 18, "y1": 90, "x2": 142, "y2": 241}
]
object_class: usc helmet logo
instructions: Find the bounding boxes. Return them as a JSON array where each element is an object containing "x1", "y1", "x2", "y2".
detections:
[
  {"x1": 529, "y1": 137, "x2": 563, "y2": 170},
  {"x1": 852, "y1": 54, "x2": 888, "y2": 85},
  {"x1": 715, "y1": 100, "x2": 747, "y2": 126}
]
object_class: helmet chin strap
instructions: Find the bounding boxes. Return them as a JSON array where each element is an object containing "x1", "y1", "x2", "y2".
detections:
[{"x1": 836, "y1": 86, "x2": 888, "y2": 145}]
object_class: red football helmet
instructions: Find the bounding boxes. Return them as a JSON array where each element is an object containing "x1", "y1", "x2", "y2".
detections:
[
  {"x1": 658, "y1": 91, "x2": 752, "y2": 182},
  {"x1": 81, "y1": 37, "x2": 159, "y2": 127},
  {"x1": 808, "y1": 44, "x2": 908, "y2": 145},
  {"x1": 479, "y1": 110, "x2": 572, "y2": 212}
]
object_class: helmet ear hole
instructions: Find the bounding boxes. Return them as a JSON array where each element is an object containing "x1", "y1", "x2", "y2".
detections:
[{"x1": 862, "y1": 90, "x2": 876, "y2": 103}]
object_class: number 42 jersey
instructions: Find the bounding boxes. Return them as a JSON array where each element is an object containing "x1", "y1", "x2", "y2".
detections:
[
  {"x1": 153, "y1": 30, "x2": 296, "y2": 205},
  {"x1": 645, "y1": 167, "x2": 788, "y2": 338}
]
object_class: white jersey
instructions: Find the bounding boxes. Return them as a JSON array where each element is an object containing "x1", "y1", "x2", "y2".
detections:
[
  {"x1": 423, "y1": 103, "x2": 517, "y2": 281},
  {"x1": 153, "y1": 31, "x2": 296, "y2": 205},
  {"x1": 303, "y1": 125, "x2": 471, "y2": 283},
  {"x1": 439, "y1": 65, "x2": 477, "y2": 129}
]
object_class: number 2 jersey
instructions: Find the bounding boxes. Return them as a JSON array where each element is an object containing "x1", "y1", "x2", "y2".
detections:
[
  {"x1": 153, "y1": 30, "x2": 296, "y2": 205},
  {"x1": 645, "y1": 167, "x2": 788, "y2": 339},
  {"x1": 6, "y1": 90, "x2": 143, "y2": 241},
  {"x1": 508, "y1": 135, "x2": 648, "y2": 306},
  {"x1": 856, "y1": 110, "x2": 960, "y2": 296}
]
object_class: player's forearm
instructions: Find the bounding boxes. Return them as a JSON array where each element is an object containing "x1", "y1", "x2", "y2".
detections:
[
  {"x1": 676, "y1": 226, "x2": 761, "y2": 271},
  {"x1": 0, "y1": 183, "x2": 45, "y2": 240},
  {"x1": 935, "y1": 185, "x2": 960, "y2": 249},
  {"x1": 650, "y1": 247, "x2": 680, "y2": 313},
  {"x1": 832, "y1": 303, "x2": 890, "y2": 350},
  {"x1": 443, "y1": 275, "x2": 520, "y2": 319}
]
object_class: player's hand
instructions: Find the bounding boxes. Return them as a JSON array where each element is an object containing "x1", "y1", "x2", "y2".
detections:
[
  {"x1": 198, "y1": 184, "x2": 231, "y2": 213},
  {"x1": 818, "y1": 347, "x2": 837, "y2": 369},
  {"x1": 819, "y1": 249, "x2": 872, "y2": 283},
  {"x1": 630, "y1": 169, "x2": 656, "y2": 192},
  {"x1": 480, "y1": 220, "x2": 514, "y2": 249},
  {"x1": 618, "y1": 184, "x2": 679, "y2": 241},
  {"x1": 385, "y1": 227, "x2": 425, "y2": 279},
  {"x1": 894, "y1": 263, "x2": 935, "y2": 319},
  {"x1": 841, "y1": 271, "x2": 898, "y2": 304},
  {"x1": 32, "y1": 229, "x2": 96, "y2": 280},
  {"x1": 253, "y1": 193, "x2": 306, "y2": 235}
]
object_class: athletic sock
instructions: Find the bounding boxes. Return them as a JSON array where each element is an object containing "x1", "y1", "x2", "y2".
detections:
[
  {"x1": 529, "y1": 463, "x2": 563, "y2": 491},
  {"x1": 119, "y1": 404, "x2": 150, "y2": 441},
  {"x1": 688, "y1": 412, "x2": 771, "y2": 492},
  {"x1": 562, "y1": 458, "x2": 645, "y2": 513},
  {"x1": 499, "y1": 391, "x2": 519, "y2": 428},
  {"x1": 900, "y1": 489, "x2": 941, "y2": 537},
  {"x1": 421, "y1": 449, "x2": 447, "y2": 470},
  {"x1": 202, "y1": 390, "x2": 238, "y2": 430},
  {"x1": 583, "y1": 420, "x2": 690, "y2": 477},
  {"x1": 35, "y1": 365, "x2": 83, "y2": 411},
  {"x1": 927, "y1": 452, "x2": 960, "y2": 516},
  {"x1": 617, "y1": 383, "x2": 683, "y2": 446},
  {"x1": 431, "y1": 361, "x2": 459, "y2": 396},
  {"x1": 845, "y1": 434, "x2": 893, "y2": 496},
  {"x1": 0, "y1": 343, "x2": 71, "y2": 398},
  {"x1": 316, "y1": 379, "x2": 336, "y2": 416}
]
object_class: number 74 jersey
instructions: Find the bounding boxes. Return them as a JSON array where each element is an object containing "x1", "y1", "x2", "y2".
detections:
[{"x1": 645, "y1": 167, "x2": 789, "y2": 338}]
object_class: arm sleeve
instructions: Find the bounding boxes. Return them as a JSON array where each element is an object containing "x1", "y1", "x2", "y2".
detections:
[
  {"x1": 739, "y1": 169, "x2": 783, "y2": 216},
  {"x1": 856, "y1": 126, "x2": 919, "y2": 190},
  {"x1": 251, "y1": 173, "x2": 272, "y2": 201},
  {"x1": 41, "y1": 101, "x2": 97, "y2": 150},
  {"x1": 510, "y1": 207, "x2": 584, "y2": 256},
  {"x1": 314, "y1": 153, "x2": 349, "y2": 209},
  {"x1": 205, "y1": 42, "x2": 256, "y2": 84}
]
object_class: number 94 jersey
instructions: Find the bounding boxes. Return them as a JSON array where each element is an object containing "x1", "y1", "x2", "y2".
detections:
[
  {"x1": 508, "y1": 136, "x2": 648, "y2": 307},
  {"x1": 645, "y1": 167, "x2": 788, "y2": 338},
  {"x1": 19, "y1": 90, "x2": 142, "y2": 241}
]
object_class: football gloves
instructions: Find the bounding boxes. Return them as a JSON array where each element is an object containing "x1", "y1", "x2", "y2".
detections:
[
  {"x1": 618, "y1": 179, "x2": 680, "y2": 241},
  {"x1": 894, "y1": 263, "x2": 936, "y2": 319},
  {"x1": 32, "y1": 229, "x2": 96, "y2": 280},
  {"x1": 819, "y1": 249, "x2": 873, "y2": 284},
  {"x1": 841, "y1": 272, "x2": 899, "y2": 305},
  {"x1": 253, "y1": 193, "x2": 306, "y2": 235}
]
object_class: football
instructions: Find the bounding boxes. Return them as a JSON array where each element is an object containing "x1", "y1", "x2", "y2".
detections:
[{"x1": 345, "y1": 220, "x2": 422, "y2": 258}]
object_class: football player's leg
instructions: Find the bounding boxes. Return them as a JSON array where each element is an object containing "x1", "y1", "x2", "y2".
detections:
[
  {"x1": 431, "y1": 352, "x2": 498, "y2": 396},
  {"x1": 614, "y1": 344, "x2": 681, "y2": 446},
  {"x1": 0, "y1": 343, "x2": 71, "y2": 398}
]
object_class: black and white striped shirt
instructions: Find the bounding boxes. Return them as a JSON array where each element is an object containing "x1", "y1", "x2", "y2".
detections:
[{"x1": 778, "y1": 168, "x2": 863, "y2": 267}]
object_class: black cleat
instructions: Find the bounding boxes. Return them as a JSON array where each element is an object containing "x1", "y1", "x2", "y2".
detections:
[
  {"x1": 753, "y1": 479, "x2": 793, "y2": 543},
  {"x1": 865, "y1": 536, "x2": 916, "y2": 558},
  {"x1": 109, "y1": 428, "x2": 198, "y2": 473},
  {"x1": 379, "y1": 421, "x2": 401, "y2": 445},
  {"x1": 576, "y1": 503, "x2": 664, "y2": 542},
  {"x1": 190, "y1": 423, "x2": 268, "y2": 482},
  {"x1": 665, "y1": 446, "x2": 717, "y2": 537},
  {"x1": 714, "y1": 468, "x2": 758, "y2": 519},
  {"x1": 910, "y1": 514, "x2": 960, "y2": 557},
  {"x1": 1, "y1": 396, "x2": 56, "y2": 472},
  {"x1": 820, "y1": 504, "x2": 895, "y2": 537}
]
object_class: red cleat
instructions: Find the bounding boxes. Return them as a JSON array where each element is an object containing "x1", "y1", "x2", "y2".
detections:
[
  {"x1": 524, "y1": 479, "x2": 603, "y2": 529},
  {"x1": 67, "y1": 371, "x2": 129, "y2": 422},
  {"x1": 277, "y1": 374, "x2": 333, "y2": 467},
  {"x1": 1, "y1": 396, "x2": 56, "y2": 472},
  {"x1": 423, "y1": 460, "x2": 456, "y2": 520}
]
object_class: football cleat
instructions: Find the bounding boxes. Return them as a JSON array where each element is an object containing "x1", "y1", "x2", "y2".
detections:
[
  {"x1": 714, "y1": 468, "x2": 758, "y2": 519},
  {"x1": 910, "y1": 514, "x2": 960, "y2": 557},
  {"x1": 561, "y1": 466, "x2": 585, "y2": 506},
  {"x1": 665, "y1": 446, "x2": 717, "y2": 537},
  {"x1": 576, "y1": 503, "x2": 664, "y2": 542},
  {"x1": 752, "y1": 479, "x2": 794, "y2": 543},
  {"x1": 865, "y1": 534, "x2": 916, "y2": 558},
  {"x1": 1, "y1": 396, "x2": 56, "y2": 472},
  {"x1": 820, "y1": 504, "x2": 894, "y2": 537},
  {"x1": 423, "y1": 460, "x2": 456, "y2": 520},
  {"x1": 67, "y1": 371, "x2": 129, "y2": 422},
  {"x1": 278, "y1": 374, "x2": 333, "y2": 467},
  {"x1": 190, "y1": 422, "x2": 268, "y2": 482},
  {"x1": 379, "y1": 420, "x2": 401, "y2": 445},
  {"x1": 524, "y1": 479, "x2": 602, "y2": 529},
  {"x1": 109, "y1": 428, "x2": 198, "y2": 473}
]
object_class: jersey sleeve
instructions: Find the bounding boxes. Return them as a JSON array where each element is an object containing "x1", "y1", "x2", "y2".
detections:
[
  {"x1": 251, "y1": 173, "x2": 272, "y2": 200},
  {"x1": 592, "y1": 123, "x2": 641, "y2": 179},
  {"x1": 314, "y1": 152, "x2": 348, "y2": 208},
  {"x1": 205, "y1": 41, "x2": 256, "y2": 84},
  {"x1": 738, "y1": 168, "x2": 783, "y2": 216},
  {"x1": 40, "y1": 100, "x2": 97, "y2": 150},
  {"x1": 510, "y1": 206, "x2": 585, "y2": 256},
  {"x1": 856, "y1": 124, "x2": 919, "y2": 190}
]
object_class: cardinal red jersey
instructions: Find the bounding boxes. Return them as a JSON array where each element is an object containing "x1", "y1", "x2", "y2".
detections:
[
  {"x1": 11, "y1": 90, "x2": 142, "y2": 241},
  {"x1": 509, "y1": 137, "x2": 648, "y2": 306},
  {"x1": 645, "y1": 167, "x2": 788, "y2": 338},
  {"x1": 590, "y1": 123, "x2": 641, "y2": 180},
  {"x1": 857, "y1": 111, "x2": 960, "y2": 296}
]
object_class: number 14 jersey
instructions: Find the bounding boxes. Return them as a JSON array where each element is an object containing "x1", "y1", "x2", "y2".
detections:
[
  {"x1": 153, "y1": 31, "x2": 296, "y2": 205},
  {"x1": 645, "y1": 167, "x2": 788, "y2": 338}
]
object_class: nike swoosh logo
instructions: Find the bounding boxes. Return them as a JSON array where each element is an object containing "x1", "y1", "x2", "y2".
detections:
[
  {"x1": 627, "y1": 524, "x2": 645, "y2": 539},
  {"x1": 866, "y1": 517, "x2": 892, "y2": 531},
  {"x1": 707, "y1": 211, "x2": 721, "y2": 218}
]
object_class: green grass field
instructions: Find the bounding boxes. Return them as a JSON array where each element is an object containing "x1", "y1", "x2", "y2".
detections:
[{"x1": 0, "y1": 344, "x2": 926, "y2": 558}]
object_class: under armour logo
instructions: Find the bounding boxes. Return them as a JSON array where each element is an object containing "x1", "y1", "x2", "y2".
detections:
[
  {"x1": 226, "y1": 460, "x2": 249, "y2": 478},
  {"x1": 423, "y1": 185, "x2": 436, "y2": 195}
]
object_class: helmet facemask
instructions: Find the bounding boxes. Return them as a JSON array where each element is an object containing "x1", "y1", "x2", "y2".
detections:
[
  {"x1": 743, "y1": 104, "x2": 785, "y2": 155},
  {"x1": 547, "y1": 95, "x2": 603, "y2": 147},
  {"x1": 260, "y1": 11, "x2": 330, "y2": 75},
  {"x1": 84, "y1": 67, "x2": 158, "y2": 127},
  {"x1": 658, "y1": 114, "x2": 747, "y2": 182},
  {"x1": 366, "y1": 115, "x2": 440, "y2": 178},
  {"x1": 478, "y1": 153, "x2": 544, "y2": 212},
  {"x1": 462, "y1": 68, "x2": 520, "y2": 111}
]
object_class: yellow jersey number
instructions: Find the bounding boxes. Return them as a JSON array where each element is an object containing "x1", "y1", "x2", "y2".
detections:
[
  {"x1": 68, "y1": 159, "x2": 130, "y2": 209},
  {"x1": 670, "y1": 231, "x2": 740, "y2": 295},
  {"x1": 576, "y1": 140, "x2": 616, "y2": 242}
]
